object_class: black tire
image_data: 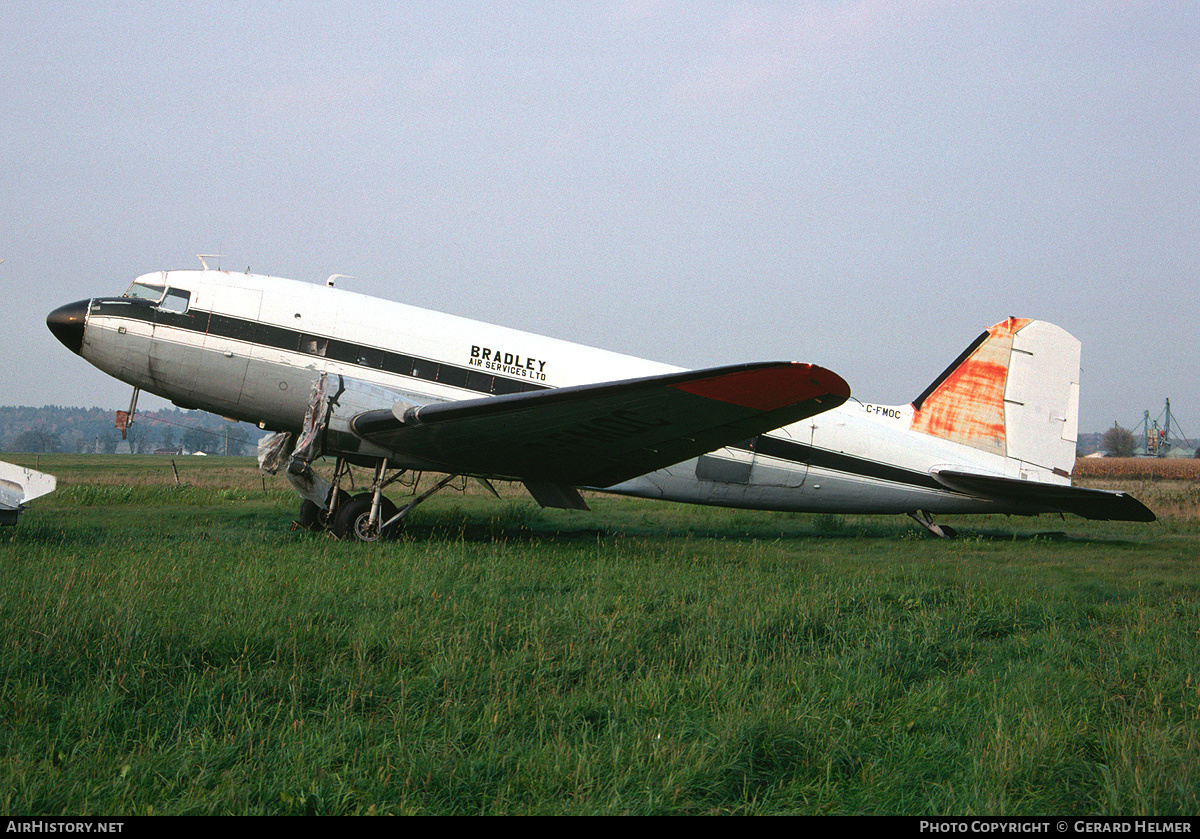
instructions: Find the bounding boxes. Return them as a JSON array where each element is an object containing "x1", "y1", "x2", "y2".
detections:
[
  {"x1": 298, "y1": 499, "x2": 324, "y2": 531},
  {"x1": 298, "y1": 489, "x2": 351, "y2": 532},
  {"x1": 333, "y1": 493, "x2": 399, "y2": 542}
]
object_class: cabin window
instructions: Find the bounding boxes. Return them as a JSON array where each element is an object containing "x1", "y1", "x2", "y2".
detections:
[
  {"x1": 466, "y1": 371, "x2": 493, "y2": 394},
  {"x1": 492, "y1": 377, "x2": 523, "y2": 395},
  {"x1": 411, "y1": 359, "x2": 436, "y2": 381},
  {"x1": 125, "y1": 282, "x2": 166, "y2": 302},
  {"x1": 299, "y1": 335, "x2": 328, "y2": 357},
  {"x1": 383, "y1": 354, "x2": 415, "y2": 377},
  {"x1": 159, "y1": 288, "x2": 191, "y2": 313},
  {"x1": 437, "y1": 366, "x2": 469, "y2": 389}
]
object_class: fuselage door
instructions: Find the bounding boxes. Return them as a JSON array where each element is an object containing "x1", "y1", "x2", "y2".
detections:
[
  {"x1": 749, "y1": 425, "x2": 811, "y2": 488},
  {"x1": 147, "y1": 286, "x2": 207, "y2": 403},
  {"x1": 195, "y1": 284, "x2": 262, "y2": 415}
]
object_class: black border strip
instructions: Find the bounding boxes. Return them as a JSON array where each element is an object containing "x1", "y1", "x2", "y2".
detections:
[
  {"x1": 90, "y1": 298, "x2": 550, "y2": 398},
  {"x1": 734, "y1": 435, "x2": 945, "y2": 492}
]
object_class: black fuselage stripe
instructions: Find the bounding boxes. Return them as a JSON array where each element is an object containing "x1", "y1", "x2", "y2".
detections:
[
  {"x1": 89, "y1": 298, "x2": 550, "y2": 398},
  {"x1": 734, "y1": 436, "x2": 945, "y2": 492},
  {"x1": 91, "y1": 298, "x2": 946, "y2": 492}
]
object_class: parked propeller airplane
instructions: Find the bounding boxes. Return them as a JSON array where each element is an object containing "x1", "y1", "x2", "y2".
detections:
[{"x1": 47, "y1": 267, "x2": 1153, "y2": 540}]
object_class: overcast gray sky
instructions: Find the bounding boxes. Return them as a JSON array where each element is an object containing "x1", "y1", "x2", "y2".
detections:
[{"x1": 7, "y1": 1, "x2": 1197, "y2": 439}]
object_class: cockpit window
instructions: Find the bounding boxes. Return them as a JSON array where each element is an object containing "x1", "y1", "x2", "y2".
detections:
[
  {"x1": 160, "y1": 288, "x2": 190, "y2": 313},
  {"x1": 125, "y1": 282, "x2": 166, "y2": 301}
]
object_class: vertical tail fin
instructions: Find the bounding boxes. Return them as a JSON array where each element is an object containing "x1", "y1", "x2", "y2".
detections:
[{"x1": 910, "y1": 318, "x2": 1080, "y2": 479}]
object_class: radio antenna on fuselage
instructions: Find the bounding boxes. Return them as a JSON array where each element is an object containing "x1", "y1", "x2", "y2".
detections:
[
  {"x1": 327, "y1": 274, "x2": 354, "y2": 287},
  {"x1": 197, "y1": 254, "x2": 223, "y2": 271}
]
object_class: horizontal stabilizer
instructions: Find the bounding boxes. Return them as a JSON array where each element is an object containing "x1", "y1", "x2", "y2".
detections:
[
  {"x1": 351, "y1": 362, "x2": 850, "y2": 487},
  {"x1": 933, "y1": 469, "x2": 1156, "y2": 522},
  {"x1": 0, "y1": 461, "x2": 56, "y2": 525},
  {"x1": 0, "y1": 461, "x2": 57, "y2": 509}
]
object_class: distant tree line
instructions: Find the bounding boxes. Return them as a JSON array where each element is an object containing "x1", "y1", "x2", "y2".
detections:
[
  {"x1": 0, "y1": 406, "x2": 256, "y2": 456},
  {"x1": 1081, "y1": 426, "x2": 1197, "y2": 458}
]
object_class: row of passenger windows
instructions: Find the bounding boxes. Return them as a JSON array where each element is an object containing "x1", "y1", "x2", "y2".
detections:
[
  {"x1": 121, "y1": 282, "x2": 542, "y2": 396},
  {"x1": 293, "y1": 332, "x2": 538, "y2": 395}
]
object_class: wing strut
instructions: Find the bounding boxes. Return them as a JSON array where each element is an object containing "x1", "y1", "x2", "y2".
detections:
[{"x1": 382, "y1": 473, "x2": 462, "y2": 531}]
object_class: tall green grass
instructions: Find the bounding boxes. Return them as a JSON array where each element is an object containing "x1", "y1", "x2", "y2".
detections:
[{"x1": 1, "y1": 456, "x2": 1196, "y2": 814}]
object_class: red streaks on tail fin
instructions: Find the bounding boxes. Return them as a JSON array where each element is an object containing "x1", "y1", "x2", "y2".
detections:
[{"x1": 909, "y1": 317, "x2": 1030, "y2": 456}]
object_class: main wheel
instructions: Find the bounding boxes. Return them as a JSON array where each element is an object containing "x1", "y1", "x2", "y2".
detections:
[{"x1": 333, "y1": 493, "x2": 399, "y2": 542}]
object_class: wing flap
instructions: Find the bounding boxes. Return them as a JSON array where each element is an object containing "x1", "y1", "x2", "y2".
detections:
[
  {"x1": 933, "y1": 469, "x2": 1156, "y2": 522},
  {"x1": 523, "y1": 480, "x2": 591, "y2": 511},
  {"x1": 351, "y1": 362, "x2": 849, "y2": 487}
]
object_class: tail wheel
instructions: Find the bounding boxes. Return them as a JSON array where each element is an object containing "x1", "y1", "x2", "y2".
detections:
[{"x1": 333, "y1": 493, "x2": 399, "y2": 542}]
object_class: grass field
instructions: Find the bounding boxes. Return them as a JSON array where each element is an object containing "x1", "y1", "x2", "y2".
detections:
[{"x1": 2, "y1": 455, "x2": 1197, "y2": 815}]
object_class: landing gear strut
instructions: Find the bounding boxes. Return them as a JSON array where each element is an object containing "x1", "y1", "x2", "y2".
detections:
[
  {"x1": 268, "y1": 374, "x2": 469, "y2": 542},
  {"x1": 309, "y1": 457, "x2": 465, "y2": 542},
  {"x1": 297, "y1": 488, "x2": 351, "y2": 532},
  {"x1": 908, "y1": 510, "x2": 957, "y2": 540}
]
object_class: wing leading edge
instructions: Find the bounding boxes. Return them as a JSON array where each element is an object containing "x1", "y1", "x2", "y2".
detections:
[{"x1": 351, "y1": 362, "x2": 850, "y2": 488}]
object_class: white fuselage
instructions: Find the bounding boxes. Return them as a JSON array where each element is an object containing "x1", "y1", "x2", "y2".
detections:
[{"x1": 73, "y1": 270, "x2": 1068, "y2": 516}]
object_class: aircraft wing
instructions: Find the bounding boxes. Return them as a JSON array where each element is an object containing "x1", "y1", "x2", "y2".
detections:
[
  {"x1": 350, "y1": 362, "x2": 850, "y2": 488},
  {"x1": 932, "y1": 469, "x2": 1156, "y2": 522}
]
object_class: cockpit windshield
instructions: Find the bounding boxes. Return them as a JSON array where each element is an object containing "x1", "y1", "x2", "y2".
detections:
[
  {"x1": 160, "y1": 288, "x2": 190, "y2": 313},
  {"x1": 125, "y1": 281, "x2": 166, "y2": 302}
]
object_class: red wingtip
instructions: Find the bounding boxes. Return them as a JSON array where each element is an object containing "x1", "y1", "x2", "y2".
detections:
[{"x1": 670, "y1": 363, "x2": 850, "y2": 411}]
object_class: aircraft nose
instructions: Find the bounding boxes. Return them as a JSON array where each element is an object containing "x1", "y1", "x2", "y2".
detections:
[{"x1": 47, "y1": 299, "x2": 90, "y2": 355}]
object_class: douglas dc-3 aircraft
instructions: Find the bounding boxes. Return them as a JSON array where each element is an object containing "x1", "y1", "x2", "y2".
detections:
[{"x1": 47, "y1": 267, "x2": 1154, "y2": 540}]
